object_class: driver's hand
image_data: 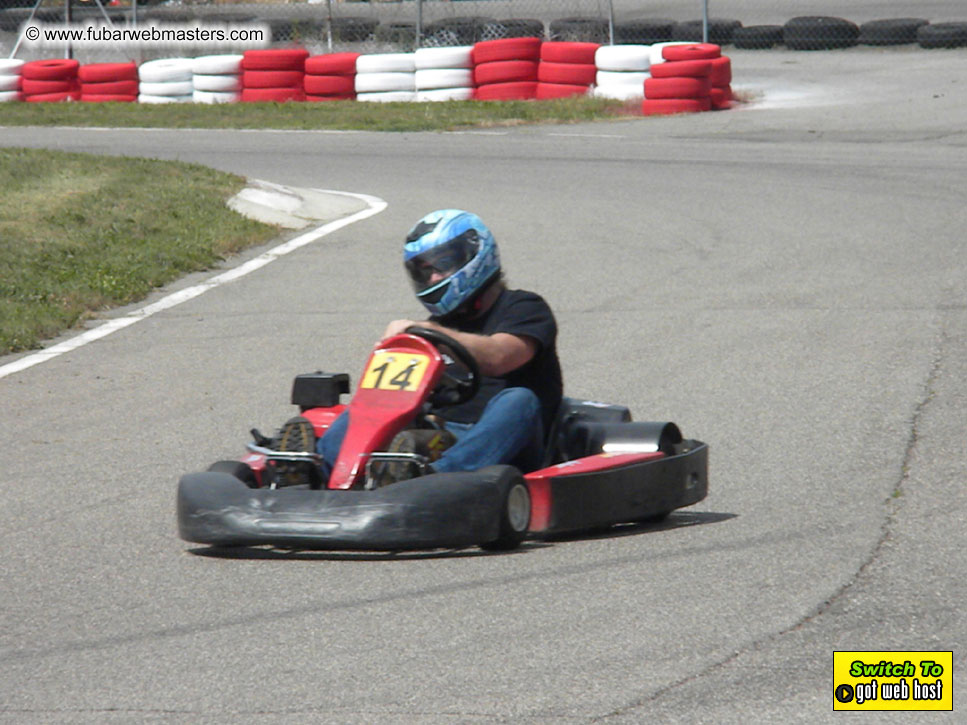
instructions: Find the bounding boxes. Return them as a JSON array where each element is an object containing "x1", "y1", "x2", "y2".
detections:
[{"x1": 383, "y1": 319, "x2": 420, "y2": 339}]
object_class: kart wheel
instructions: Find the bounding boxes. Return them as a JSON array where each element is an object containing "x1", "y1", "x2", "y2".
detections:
[
  {"x1": 207, "y1": 460, "x2": 258, "y2": 488},
  {"x1": 480, "y1": 466, "x2": 531, "y2": 551}
]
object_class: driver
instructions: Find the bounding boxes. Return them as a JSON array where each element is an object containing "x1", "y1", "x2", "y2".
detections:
[{"x1": 279, "y1": 209, "x2": 562, "y2": 486}]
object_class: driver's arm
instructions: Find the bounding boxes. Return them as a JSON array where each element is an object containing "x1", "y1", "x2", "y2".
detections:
[{"x1": 382, "y1": 319, "x2": 536, "y2": 377}]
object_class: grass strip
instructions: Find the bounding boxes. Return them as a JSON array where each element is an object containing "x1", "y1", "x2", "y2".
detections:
[
  {"x1": 0, "y1": 148, "x2": 279, "y2": 355},
  {"x1": 0, "y1": 97, "x2": 636, "y2": 131}
]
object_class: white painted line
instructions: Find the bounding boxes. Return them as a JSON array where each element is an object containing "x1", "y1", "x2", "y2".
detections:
[{"x1": 0, "y1": 188, "x2": 387, "y2": 380}]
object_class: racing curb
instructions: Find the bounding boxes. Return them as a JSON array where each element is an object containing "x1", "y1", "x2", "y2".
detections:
[{"x1": 228, "y1": 179, "x2": 371, "y2": 229}]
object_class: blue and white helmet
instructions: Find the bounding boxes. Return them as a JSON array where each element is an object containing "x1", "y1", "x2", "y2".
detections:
[{"x1": 403, "y1": 209, "x2": 501, "y2": 318}]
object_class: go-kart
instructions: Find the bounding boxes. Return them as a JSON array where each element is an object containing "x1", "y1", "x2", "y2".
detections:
[{"x1": 177, "y1": 327, "x2": 708, "y2": 552}]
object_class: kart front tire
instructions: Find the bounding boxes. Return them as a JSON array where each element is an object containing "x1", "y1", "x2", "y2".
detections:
[
  {"x1": 480, "y1": 466, "x2": 531, "y2": 551},
  {"x1": 207, "y1": 460, "x2": 258, "y2": 488}
]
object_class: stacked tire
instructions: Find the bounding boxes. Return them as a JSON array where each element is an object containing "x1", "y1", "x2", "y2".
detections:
[
  {"x1": 192, "y1": 54, "x2": 243, "y2": 104},
  {"x1": 21, "y1": 59, "x2": 79, "y2": 102},
  {"x1": 79, "y1": 62, "x2": 138, "y2": 103},
  {"x1": 0, "y1": 59, "x2": 24, "y2": 103},
  {"x1": 592, "y1": 44, "x2": 650, "y2": 101},
  {"x1": 414, "y1": 46, "x2": 474, "y2": 102},
  {"x1": 537, "y1": 41, "x2": 598, "y2": 99},
  {"x1": 355, "y1": 53, "x2": 416, "y2": 103},
  {"x1": 241, "y1": 48, "x2": 308, "y2": 103},
  {"x1": 137, "y1": 58, "x2": 193, "y2": 104},
  {"x1": 472, "y1": 36, "x2": 541, "y2": 101},
  {"x1": 304, "y1": 53, "x2": 358, "y2": 102},
  {"x1": 643, "y1": 44, "x2": 728, "y2": 115}
]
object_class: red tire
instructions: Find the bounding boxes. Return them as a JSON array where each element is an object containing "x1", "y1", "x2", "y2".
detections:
[
  {"x1": 661, "y1": 43, "x2": 721, "y2": 61},
  {"x1": 80, "y1": 79, "x2": 139, "y2": 95},
  {"x1": 306, "y1": 93, "x2": 355, "y2": 102},
  {"x1": 644, "y1": 77, "x2": 711, "y2": 100},
  {"x1": 473, "y1": 60, "x2": 539, "y2": 86},
  {"x1": 709, "y1": 56, "x2": 732, "y2": 86},
  {"x1": 472, "y1": 37, "x2": 542, "y2": 64},
  {"x1": 641, "y1": 97, "x2": 711, "y2": 115},
  {"x1": 241, "y1": 48, "x2": 310, "y2": 71},
  {"x1": 21, "y1": 78, "x2": 73, "y2": 95},
  {"x1": 242, "y1": 70, "x2": 305, "y2": 89},
  {"x1": 473, "y1": 81, "x2": 538, "y2": 101},
  {"x1": 536, "y1": 82, "x2": 589, "y2": 99},
  {"x1": 21, "y1": 59, "x2": 79, "y2": 81},
  {"x1": 78, "y1": 62, "x2": 138, "y2": 83},
  {"x1": 650, "y1": 59, "x2": 712, "y2": 79},
  {"x1": 305, "y1": 53, "x2": 360, "y2": 76},
  {"x1": 304, "y1": 74, "x2": 355, "y2": 96},
  {"x1": 537, "y1": 61, "x2": 596, "y2": 86},
  {"x1": 240, "y1": 87, "x2": 306, "y2": 102},
  {"x1": 80, "y1": 94, "x2": 137, "y2": 103},
  {"x1": 710, "y1": 86, "x2": 732, "y2": 109},
  {"x1": 24, "y1": 92, "x2": 73, "y2": 102},
  {"x1": 540, "y1": 41, "x2": 599, "y2": 64}
]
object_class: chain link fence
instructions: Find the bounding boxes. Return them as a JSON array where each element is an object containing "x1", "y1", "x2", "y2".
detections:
[{"x1": 2, "y1": 1, "x2": 966, "y2": 61}]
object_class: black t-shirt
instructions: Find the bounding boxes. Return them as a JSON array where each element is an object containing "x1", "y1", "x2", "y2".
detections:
[{"x1": 430, "y1": 288, "x2": 563, "y2": 432}]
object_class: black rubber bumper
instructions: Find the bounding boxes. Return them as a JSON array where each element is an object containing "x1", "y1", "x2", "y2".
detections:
[{"x1": 177, "y1": 471, "x2": 504, "y2": 551}]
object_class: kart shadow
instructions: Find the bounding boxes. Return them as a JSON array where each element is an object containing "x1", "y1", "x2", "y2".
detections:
[
  {"x1": 537, "y1": 510, "x2": 736, "y2": 544},
  {"x1": 186, "y1": 511, "x2": 735, "y2": 561}
]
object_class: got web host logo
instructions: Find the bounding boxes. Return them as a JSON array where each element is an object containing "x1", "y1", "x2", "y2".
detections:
[{"x1": 833, "y1": 651, "x2": 952, "y2": 711}]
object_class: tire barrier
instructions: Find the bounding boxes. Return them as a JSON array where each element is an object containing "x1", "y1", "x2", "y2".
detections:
[
  {"x1": 783, "y1": 16, "x2": 860, "y2": 50},
  {"x1": 472, "y1": 37, "x2": 539, "y2": 100},
  {"x1": 136, "y1": 58, "x2": 192, "y2": 104},
  {"x1": 643, "y1": 43, "x2": 730, "y2": 115},
  {"x1": 918, "y1": 22, "x2": 967, "y2": 49},
  {"x1": 672, "y1": 19, "x2": 743, "y2": 45},
  {"x1": 240, "y1": 48, "x2": 308, "y2": 103},
  {"x1": 549, "y1": 17, "x2": 609, "y2": 44},
  {"x1": 592, "y1": 45, "x2": 650, "y2": 100},
  {"x1": 354, "y1": 52, "x2": 415, "y2": 101},
  {"x1": 21, "y1": 58, "x2": 79, "y2": 102},
  {"x1": 733, "y1": 25, "x2": 784, "y2": 50},
  {"x1": 414, "y1": 45, "x2": 473, "y2": 101},
  {"x1": 192, "y1": 54, "x2": 243, "y2": 103},
  {"x1": 0, "y1": 59, "x2": 24, "y2": 102},
  {"x1": 537, "y1": 41, "x2": 598, "y2": 99},
  {"x1": 304, "y1": 52, "x2": 358, "y2": 102}
]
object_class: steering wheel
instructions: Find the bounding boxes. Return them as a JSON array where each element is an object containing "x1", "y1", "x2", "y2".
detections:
[{"x1": 405, "y1": 326, "x2": 481, "y2": 406}]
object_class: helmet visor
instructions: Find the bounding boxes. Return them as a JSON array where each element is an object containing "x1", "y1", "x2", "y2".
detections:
[{"x1": 405, "y1": 232, "x2": 479, "y2": 293}]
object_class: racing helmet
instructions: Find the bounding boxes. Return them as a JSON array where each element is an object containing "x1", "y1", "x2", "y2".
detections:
[{"x1": 403, "y1": 209, "x2": 501, "y2": 318}]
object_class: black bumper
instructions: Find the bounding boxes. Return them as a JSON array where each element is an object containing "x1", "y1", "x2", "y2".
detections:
[{"x1": 177, "y1": 471, "x2": 504, "y2": 551}]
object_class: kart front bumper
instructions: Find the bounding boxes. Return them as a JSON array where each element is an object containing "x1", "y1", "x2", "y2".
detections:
[{"x1": 177, "y1": 471, "x2": 504, "y2": 551}]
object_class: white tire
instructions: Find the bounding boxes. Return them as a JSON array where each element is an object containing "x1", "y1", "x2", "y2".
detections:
[
  {"x1": 356, "y1": 90, "x2": 416, "y2": 103},
  {"x1": 192, "y1": 89, "x2": 240, "y2": 104},
  {"x1": 649, "y1": 42, "x2": 694, "y2": 67},
  {"x1": 0, "y1": 90, "x2": 20, "y2": 102},
  {"x1": 354, "y1": 72, "x2": 415, "y2": 93},
  {"x1": 0, "y1": 75, "x2": 20, "y2": 92},
  {"x1": 192, "y1": 73, "x2": 241, "y2": 92},
  {"x1": 0, "y1": 59, "x2": 24, "y2": 74},
  {"x1": 138, "y1": 57, "x2": 194, "y2": 83},
  {"x1": 138, "y1": 93, "x2": 193, "y2": 104},
  {"x1": 595, "y1": 45, "x2": 651, "y2": 72},
  {"x1": 416, "y1": 87, "x2": 474, "y2": 102},
  {"x1": 191, "y1": 54, "x2": 243, "y2": 75},
  {"x1": 415, "y1": 68, "x2": 473, "y2": 91},
  {"x1": 414, "y1": 45, "x2": 473, "y2": 70},
  {"x1": 356, "y1": 53, "x2": 416, "y2": 74},
  {"x1": 595, "y1": 70, "x2": 649, "y2": 88},
  {"x1": 591, "y1": 84, "x2": 644, "y2": 101},
  {"x1": 139, "y1": 80, "x2": 194, "y2": 97}
]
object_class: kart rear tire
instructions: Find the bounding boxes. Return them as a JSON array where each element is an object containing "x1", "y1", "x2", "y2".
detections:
[
  {"x1": 480, "y1": 466, "x2": 531, "y2": 551},
  {"x1": 207, "y1": 460, "x2": 258, "y2": 488}
]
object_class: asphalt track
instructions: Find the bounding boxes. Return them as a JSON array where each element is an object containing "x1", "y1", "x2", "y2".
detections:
[{"x1": 1, "y1": 48, "x2": 965, "y2": 723}]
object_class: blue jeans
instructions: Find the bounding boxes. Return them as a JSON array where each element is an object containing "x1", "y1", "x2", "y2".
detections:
[{"x1": 317, "y1": 387, "x2": 544, "y2": 480}]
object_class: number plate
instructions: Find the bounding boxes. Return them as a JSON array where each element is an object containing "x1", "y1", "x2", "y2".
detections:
[{"x1": 360, "y1": 351, "x2": 431, "y2": 392}]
